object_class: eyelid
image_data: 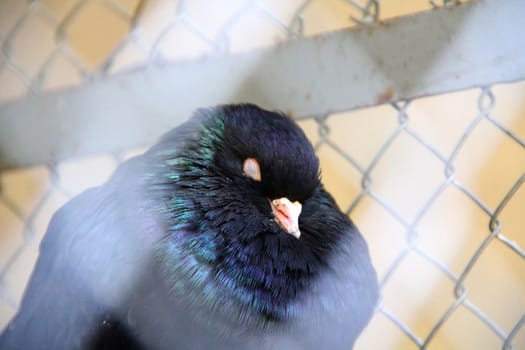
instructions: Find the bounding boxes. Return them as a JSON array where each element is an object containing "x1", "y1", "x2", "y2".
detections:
[{"x1": 243, "y1": 158, "x2": 261, "y2": 182}]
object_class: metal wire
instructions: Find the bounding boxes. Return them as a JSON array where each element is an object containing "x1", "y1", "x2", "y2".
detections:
[{"x1": 0, "y1": 0, "x2": 523, "y2": 349}]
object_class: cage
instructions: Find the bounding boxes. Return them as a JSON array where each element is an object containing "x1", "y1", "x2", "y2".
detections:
[{"x1": 0, "y1": 0, "x2": 524, "y2": 349}]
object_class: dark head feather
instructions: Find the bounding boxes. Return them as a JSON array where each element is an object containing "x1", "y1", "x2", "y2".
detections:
[{"x1": 146, "y1": 104, "x2": 351, "y2": 331}]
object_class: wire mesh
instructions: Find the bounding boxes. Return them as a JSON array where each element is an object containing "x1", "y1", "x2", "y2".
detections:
[{"x1": 0, "y1": 0, "x2": 524, "y2": 349}]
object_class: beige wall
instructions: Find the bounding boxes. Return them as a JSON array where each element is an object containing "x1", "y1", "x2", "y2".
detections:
[{"x1": 0, "y1": 1, "x2": 523, "y2": 348}]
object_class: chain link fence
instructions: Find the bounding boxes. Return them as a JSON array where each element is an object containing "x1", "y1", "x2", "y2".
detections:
[{"x1": 1, "y1": 0, "x2": 524, "y2": 349}]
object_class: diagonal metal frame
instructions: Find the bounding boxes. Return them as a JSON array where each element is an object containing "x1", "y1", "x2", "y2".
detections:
[{"x1": 1, "y1": 0, "x2": 524, "y2": 170}]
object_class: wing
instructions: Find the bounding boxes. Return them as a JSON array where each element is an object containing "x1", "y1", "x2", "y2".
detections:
[{"x1": 0, "y1": 157, "x2": 161, "y2": 350}]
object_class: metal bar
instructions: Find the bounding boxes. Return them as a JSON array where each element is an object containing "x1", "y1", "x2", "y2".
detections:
[{"x1": 1, "y1": 0, "x2": 524, "y2": 169}]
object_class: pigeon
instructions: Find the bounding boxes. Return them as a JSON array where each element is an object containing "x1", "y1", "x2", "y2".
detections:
[{"x1": 0, "y1": 104, "x2": 378, "y2": 349}]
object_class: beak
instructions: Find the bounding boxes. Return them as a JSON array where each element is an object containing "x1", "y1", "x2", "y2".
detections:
[{"x1": 270, "y1": 197, "x2": 302, "y2": 239}]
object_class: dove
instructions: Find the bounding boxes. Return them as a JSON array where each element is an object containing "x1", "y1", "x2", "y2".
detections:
[{"x1": 0, "y1": 104, "x2": 378, "y2": 349}]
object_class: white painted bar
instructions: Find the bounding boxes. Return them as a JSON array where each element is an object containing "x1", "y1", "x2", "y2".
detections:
[{"x1": 0, "y1": 0, "x2": 523, "y2": 169}]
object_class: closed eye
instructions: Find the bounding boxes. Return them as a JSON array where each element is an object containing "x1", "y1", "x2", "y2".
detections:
[{"x1": 243, "y1": 157, "x2": 261, "y2": 182}]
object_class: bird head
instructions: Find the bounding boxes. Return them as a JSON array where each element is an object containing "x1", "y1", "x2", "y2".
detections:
[{"x1": 213, "y1": 104, "x2": 320, "y2": 240}]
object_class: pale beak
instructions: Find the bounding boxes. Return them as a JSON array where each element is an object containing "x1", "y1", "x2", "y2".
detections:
[{"x1": 270, "y1": 197, "x2": 302, "y2": 239}]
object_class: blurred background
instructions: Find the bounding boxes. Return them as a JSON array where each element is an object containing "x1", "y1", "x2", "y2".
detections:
[{"x1": 0, "y1": 0, "x2": 524, "y2": 349}]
